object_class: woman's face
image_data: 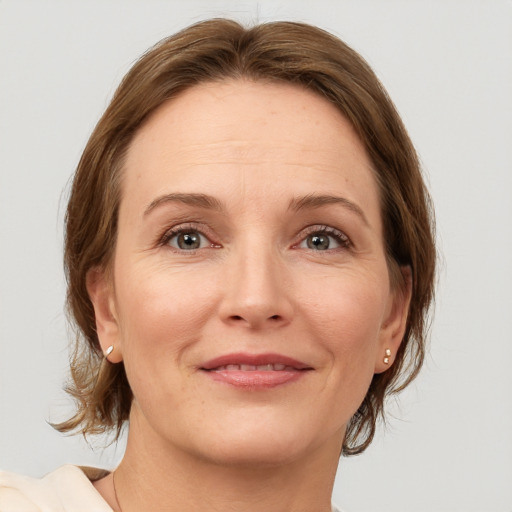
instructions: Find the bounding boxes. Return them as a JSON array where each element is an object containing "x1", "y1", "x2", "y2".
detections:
[{"x1": 91, "y1": 80, "x2": 408, "y2": 466}]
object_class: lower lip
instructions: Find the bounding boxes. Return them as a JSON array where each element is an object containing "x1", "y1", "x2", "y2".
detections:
[{"x1": 202, "y1": 369, "x2": 307, "y2": 389}]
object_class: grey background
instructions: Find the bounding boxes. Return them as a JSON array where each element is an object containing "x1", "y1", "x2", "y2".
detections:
[{"x1": 1, "y1": 1, "x2": 511, "y2": 511}]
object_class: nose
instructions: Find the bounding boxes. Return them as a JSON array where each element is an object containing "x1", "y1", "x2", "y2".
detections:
[{"x1": 218, "y1": 242, "x2": 294, "y2": 330}]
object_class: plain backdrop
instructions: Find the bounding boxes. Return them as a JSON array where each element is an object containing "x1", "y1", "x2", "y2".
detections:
[{"x1": 1, "y1": 1, "x2": 511, "y2": 511}]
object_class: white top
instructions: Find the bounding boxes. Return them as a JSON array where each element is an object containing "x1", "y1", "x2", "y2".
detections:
[
  {"x1": 0, "y1": 465, "x2": 345, "y2": 511},
  {"x1": 0, "y1": 466, "x2": 112, "y2": 512}
]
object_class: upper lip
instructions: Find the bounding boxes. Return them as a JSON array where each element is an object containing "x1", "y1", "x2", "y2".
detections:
[{"x1": 200, "y1": 352, "x2": 312, "y2": 371}]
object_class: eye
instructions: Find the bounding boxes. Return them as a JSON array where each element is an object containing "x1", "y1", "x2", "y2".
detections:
[
  {"x1": 166, "y1": 230, "x2": 210, "y2": 250},
  {"x1": 297, "y1": 227, "x2": 350, "y2": 251},
  {"x1": 305, "y1": 233, "x2": 336, "y2": 251}
]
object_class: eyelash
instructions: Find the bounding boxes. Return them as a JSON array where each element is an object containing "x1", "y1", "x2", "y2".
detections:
[
  {"x1": 295, "y1": 225, "x2": 351, "y2": 251},
  {"x1": 158, "y1": 223, "x2": 218, "y2": 252},
  {"x1": 158, "y1": 223, "x2": 351, "y2": 252}
]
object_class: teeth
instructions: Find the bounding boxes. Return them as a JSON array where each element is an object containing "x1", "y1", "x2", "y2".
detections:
[
  {"x1": 240, "y1": 364, "x2": 257, "y2": 371},
  {"x1": 213, "y1": 363, "x2": 292, "y2": 371}
]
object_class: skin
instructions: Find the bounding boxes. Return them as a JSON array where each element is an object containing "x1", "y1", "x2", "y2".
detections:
[{"x1": 88, "y1": 80, "x2": 410, "y2": 512}]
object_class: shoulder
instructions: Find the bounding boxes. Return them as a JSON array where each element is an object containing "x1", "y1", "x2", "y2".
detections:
[{"x1": 0, "y1": 465, "x2": 112, "y2": 511}]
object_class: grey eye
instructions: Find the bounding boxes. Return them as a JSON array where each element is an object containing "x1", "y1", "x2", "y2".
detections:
[
  {"x1": 169, "y1": 231, "x2": 207, "y2": 250},
  {"x1": 307, "y1": 234, "x2": 330, "y2": 250},
  {"x1": 300, "y1": 232, "x2": 342, "y2": 251}
]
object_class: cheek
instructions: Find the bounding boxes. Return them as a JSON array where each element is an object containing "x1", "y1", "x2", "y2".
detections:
[
  {"x1": 299, "y1": 273, "x2": 388, "y2": 370},
  {"x1": 287, "y1": 274, "x2": 389, "y2": 435},
  {"x1": 113, "y1": 264, "x2": 219, "y2": 417},
  {"x1": 114, "y1": 261, "x2": 218, "y2": 359}
]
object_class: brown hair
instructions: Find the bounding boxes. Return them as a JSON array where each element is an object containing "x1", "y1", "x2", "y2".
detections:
[{"x1": 58, "y1": 18, "x2": 436, "y2": 455}]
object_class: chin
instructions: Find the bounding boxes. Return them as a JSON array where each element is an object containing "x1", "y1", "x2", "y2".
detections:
[
  {"x1": 133, "y1": 391, "x2": 347, "y2": 469},
  {"x1": 199, "y1": 436, "x2": 310, "y2": 469},
  {"x1": 183, "y1": 414, "x2": 343, "y2": 469}
]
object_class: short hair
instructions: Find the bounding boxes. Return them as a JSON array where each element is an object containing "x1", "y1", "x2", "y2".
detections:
[{"x1": 57, "y1": 18, "x2": 436, "y2": 456}]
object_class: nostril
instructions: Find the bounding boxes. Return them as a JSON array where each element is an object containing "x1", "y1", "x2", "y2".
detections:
[{"x1": 229, "y1": 314, "x2": 281, "y2": 322}]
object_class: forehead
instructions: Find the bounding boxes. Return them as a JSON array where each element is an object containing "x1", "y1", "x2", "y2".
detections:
[
  {"x1": 122, "y1": 79, "x2": 380, "y2": 224},
  {"x1": 129, "y1": 79, "x2": 367, "y2": 163}
]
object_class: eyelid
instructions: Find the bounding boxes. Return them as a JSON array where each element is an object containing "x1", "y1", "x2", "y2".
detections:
[
  {"x1": 158, "y1": 222, "x2": 220, "y2": 249},
  {"x1": 293, "y1": 224, "x2": 352, "y2": 250},
  {"x1": 156, "y1": 222, "x2": 350, "y2": 252}
]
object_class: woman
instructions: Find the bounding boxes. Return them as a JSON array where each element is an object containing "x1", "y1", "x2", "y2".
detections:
[{"x1": 0, "y1": 19, "x2": 435, "y2": 512}]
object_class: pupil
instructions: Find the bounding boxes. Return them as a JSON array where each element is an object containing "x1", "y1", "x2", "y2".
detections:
[
  {"x1": 308, "y1": 234, "x2": 329, "y2": 250},
  {"x1": 179, "y1": 232, "x2": 200, "y2": 249}
]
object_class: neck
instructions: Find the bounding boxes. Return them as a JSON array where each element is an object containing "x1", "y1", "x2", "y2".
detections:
[{"x1": 110, "y1": 409, "x2": 343, "y2": 512}]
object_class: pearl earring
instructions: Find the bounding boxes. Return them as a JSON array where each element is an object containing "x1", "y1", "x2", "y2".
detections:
[
  {"x1": 383, "y1": 348, "x2": 391, "y2": 364},
  {"x1": 104, "y1": 345, "x2": 114, "y2": 358}
]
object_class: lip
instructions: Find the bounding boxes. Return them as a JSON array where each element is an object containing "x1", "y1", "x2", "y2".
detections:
[
  {"x1": 201, "y1": 352, "x2": 312, "y2": 371},
  {"x1": 200, "y1": 352, "x2": 313, "y2": 389}
]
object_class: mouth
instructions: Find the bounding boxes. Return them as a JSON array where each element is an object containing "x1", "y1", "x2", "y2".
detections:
[
  {"x1": 209, "y1": 363, "x2": 299, "y2": 371},
  {"x1": 200, "y1": 353, "x2": 313, "y2": 389}
]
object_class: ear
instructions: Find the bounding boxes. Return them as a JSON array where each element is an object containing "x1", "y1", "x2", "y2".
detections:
[
  {"x1": 374, "y1": 266, "x2": 412, "y2": 374},
  {"x1": 86, "y1": 267, "x2": 123, "y2": 363}
]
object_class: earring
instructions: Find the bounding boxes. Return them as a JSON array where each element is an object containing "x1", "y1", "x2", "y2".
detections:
[
  {"x1": 383, "y1": 348, "x2": 391, "y2": 364},
  {"x1": 104, "y1": 345, "x2": 114, "y2": 358}
]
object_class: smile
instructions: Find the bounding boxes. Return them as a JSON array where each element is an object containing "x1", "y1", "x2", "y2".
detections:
[
  {"x1": 200, "y1": 353, "x2": 313, "y2": 389},
  {"x1": 210, "y1": 363, "x2": 296, "y2": 371}
]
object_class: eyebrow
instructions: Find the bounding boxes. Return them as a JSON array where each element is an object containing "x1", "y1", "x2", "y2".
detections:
[
  {"x1": 143, "y1": 192, "x2": 369, "y2": 227},
  {"x1": 143, "y1": 193, "x2": 224, "y2": 217},
  {"x1": 288, "y1": 194, "x2": 370, "y2": 227}
]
